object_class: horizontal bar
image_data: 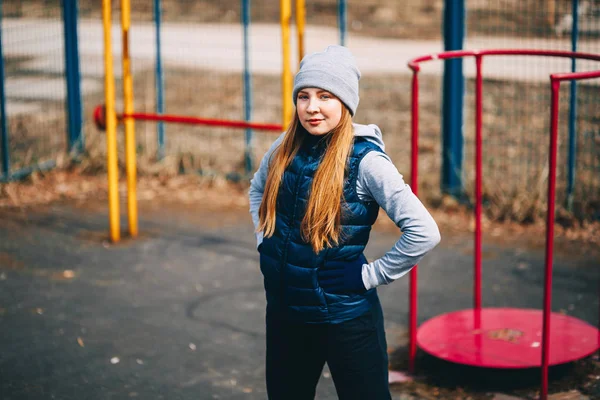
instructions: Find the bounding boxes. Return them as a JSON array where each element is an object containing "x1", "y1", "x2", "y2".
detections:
[
  {"x1": 552, "y1": 70, "x2": 600, "y2": 82},
  {"x1": 408, "y1": 49, "x2": 600, "y2": 71},
  {"x1": 0, "y1": 159, "x2": 56, "y2": 182},
  {"x1": 122, "y1": 112, "x2": 283, "y2": 132}
]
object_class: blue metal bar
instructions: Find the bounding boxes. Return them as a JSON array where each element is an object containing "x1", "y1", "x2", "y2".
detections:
[
  {"x1": 0, "y1": 0, "x2": 9, "y2": 179},
  {"x1": 441, "y1": 0, "x2": 465, "y2": 196},
  {"x1": 566, "y1": 0, "x2": 579, "y2": 209},
  {"x1": 338, "y1": 0, "x2": 347, "y2": 46},
  {"x1": 0, "y1": 160, "x2": 56, "y2": 183},
  {"x1": 242, "y1": 0, "x2": 253, "y2": 174},
  {"x1": 62, "y1": 0, "x2": 84, "y2": 154},
  {"x1": 154, "y1": 0, "x2": 166, "y2": 160}
]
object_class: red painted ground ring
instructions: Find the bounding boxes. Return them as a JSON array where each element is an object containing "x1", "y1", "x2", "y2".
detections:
[{"x1": 417, "y1": 308, "x2": 600, "y2": 368}]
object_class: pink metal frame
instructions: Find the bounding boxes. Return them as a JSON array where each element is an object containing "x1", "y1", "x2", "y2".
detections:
[{"x1": 407, "y1": 49, "x2": 600, "y2": 399}]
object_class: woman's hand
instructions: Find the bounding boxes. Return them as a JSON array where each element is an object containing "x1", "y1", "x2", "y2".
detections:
[{"x1": 317, "y1": 254, "x2": 368, "y2": 294}]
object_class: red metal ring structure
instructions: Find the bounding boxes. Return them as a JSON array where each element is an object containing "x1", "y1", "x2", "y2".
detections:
[
  {"x1": 407, "y1": 49, "x2": 600, "y2": 400},
  {"x1": 93, "y1": 105, "x2": 283, "y2": 133}
]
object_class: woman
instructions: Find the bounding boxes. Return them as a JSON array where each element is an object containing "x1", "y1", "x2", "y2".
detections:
[{"x1": 249, "y1": 45, "x2": 440, "y2": 399}]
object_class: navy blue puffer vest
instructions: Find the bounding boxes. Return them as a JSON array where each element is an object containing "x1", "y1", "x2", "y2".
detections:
[{"x1": 260, "y1": 135, "x2": 383, "y2": 324}]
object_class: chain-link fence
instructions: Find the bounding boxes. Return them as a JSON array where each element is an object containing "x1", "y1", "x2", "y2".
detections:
[
  {"x1": 1, "y1": 1, "x2": 71, "y2": 177},
  {"x1": 464, "y1": 0, "x2": 600, "y2": 221},
  {"x1": 2, "y1": 0, "x2": 598, "y2": 221}
]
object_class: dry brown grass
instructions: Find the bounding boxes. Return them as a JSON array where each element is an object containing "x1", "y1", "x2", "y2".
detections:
[
  {"x1": 97, "y1": 67, "x2": 599, "y2": 224},
  {"x1": 2, "y1": 0, "x2": 598, "y2": 228},
  {"x1": 6, "y1": 64, "x2": 598, "y2": 228}
]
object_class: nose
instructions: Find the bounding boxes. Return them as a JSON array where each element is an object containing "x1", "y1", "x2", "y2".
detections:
[{"x1": 306, "y1": 97, "x2": 319, "y2": 114}]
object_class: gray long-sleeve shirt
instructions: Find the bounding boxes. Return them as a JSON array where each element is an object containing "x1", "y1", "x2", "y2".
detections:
[{"x1": 249, "y1": 123, "x2": 441, "y2": 290}]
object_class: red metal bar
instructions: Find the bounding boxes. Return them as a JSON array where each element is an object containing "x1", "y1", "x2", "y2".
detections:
[
  {"x1": 124, "y1": 112, "x2": 283, "y2": 132},
  {"x1": 93, "y1": 105, "x2": 106, "y2": 130},
  {"x1": 541, "y1": 79, "x2": 561, "y2": 400},
  {"x1": 93, "y1": 105, "x2": 284, "y2": 133},
  {"x1": 480, "y1": 49, "x2": 600, "y2": 61},
  {"x1": 552, "y1": 70, "x2": 600, "y2": 81},
  {"x1": 409, "y1": 70, "x2": 420, "y2": 373},
  {"x1": 411, "y1": 73, "x2": 420, "y2": 195},
  {"x1": 408, "y1": 49, "x2": 600, "y2": 70},
  {"x1": 474, "y1": 55, "x2": 483, "y2": 312},
  {"x1": 546, "y1": 73, "x2": 600, "y2": 392}
]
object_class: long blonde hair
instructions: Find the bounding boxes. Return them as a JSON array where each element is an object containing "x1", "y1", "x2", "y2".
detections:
[{"x1": 258, "y1": 107, "x2": 355, "y2": 253}]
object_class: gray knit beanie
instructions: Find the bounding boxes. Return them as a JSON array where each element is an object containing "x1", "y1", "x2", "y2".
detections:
[{"x1": 293, "y1": 45, "x2": 361, "y2": 116}]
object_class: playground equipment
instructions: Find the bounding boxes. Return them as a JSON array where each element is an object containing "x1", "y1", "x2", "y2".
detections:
[
  {"x1": 98, "y1": 0, "x2": 340, "y2": 242},
  {"x1": 407, "y1": 49, "x2": 600, "y2": 400}
]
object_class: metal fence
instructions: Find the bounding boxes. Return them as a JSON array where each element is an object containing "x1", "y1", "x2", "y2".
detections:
[
  {"x1": 1, "y1": 1, "x2": 70, "y2": 179},
  {"x1": 1, "y1": 0, "x2": 598, "y2": 220},
  {"x1": 464, "y1": 0, "x2": 600, "y2": 220}
]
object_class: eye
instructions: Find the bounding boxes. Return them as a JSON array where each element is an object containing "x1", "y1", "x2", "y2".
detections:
[
  {"x1": 298, "y1": 94, "x2": 308, "y2": 100},
  {"x1": 320, "y1": 94, "x2": 331, "y2": 100}
]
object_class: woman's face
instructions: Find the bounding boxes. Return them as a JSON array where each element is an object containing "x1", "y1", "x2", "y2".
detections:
[{"x1": 296, "y1": 88, "x2": 343, "y2": 136}]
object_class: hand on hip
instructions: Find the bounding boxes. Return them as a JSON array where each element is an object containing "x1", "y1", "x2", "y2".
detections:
[{"x1": 318, "y1": 254, "x2": 368, "y2": 294}]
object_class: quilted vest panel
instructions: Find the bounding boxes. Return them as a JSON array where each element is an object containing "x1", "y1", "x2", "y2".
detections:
[{"x1": 260, "y1": 136, "x2": 383, "y2": 324}]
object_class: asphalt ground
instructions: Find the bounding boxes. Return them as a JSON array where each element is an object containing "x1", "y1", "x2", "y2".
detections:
[{"x1": 0, "y1": 199, "x2": 598, "y2": 400}]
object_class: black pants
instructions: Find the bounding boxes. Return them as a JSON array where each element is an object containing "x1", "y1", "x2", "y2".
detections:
[{"x1": 265, "y1": 301, "x2": 391, "y2": 400}]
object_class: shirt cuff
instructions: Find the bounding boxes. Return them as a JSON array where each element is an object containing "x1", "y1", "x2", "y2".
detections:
[{"x1": 361, "y1": 262, "x2": 375, "y2": 291}]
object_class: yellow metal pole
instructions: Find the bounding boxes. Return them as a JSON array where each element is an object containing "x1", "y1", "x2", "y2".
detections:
[
  {"x1": 102, "y1": 0, "x2": 120, "y2": 242},
  {"x1": 296, "y1": 0, "x2": 306, "y2": 67},
  {"x1": 121, "y1": 0, "x2": 138, "y2": 238},
  {"x1": 280, "y1": 0, "x2": 293, "y2": 127}
]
